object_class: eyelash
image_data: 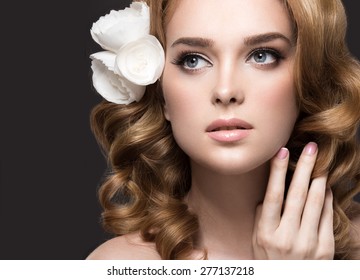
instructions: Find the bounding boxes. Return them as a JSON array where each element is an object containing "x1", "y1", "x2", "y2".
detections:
[
  {"x1": 171, "y1": 47, "x2": 284, "y2": 73},
  {"x1": 171, "y1": 51, "x2": 212, "y2": 73},
  {"x1": 246, "y1": 48, "x2": 284, "y2": 67}
]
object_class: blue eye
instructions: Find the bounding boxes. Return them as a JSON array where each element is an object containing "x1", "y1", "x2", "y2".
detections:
[
  {"x1": 248, "y1": 49, "x2": 282, "y2": 66},
  {"x1": 172, "y1": 53, "x2": 212, "y2": 72},
  {"x1": 184, "y1": 55, "x2": 202, "y2": 69}
]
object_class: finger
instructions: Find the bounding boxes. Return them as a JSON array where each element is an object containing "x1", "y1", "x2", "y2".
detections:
[
  {"x1": 252, "y1": 204, "x2": 270, "y2": 259},
  {"x1": 260, "y1": 147, "x2": 289, "y2": 230},
  {"x1": 252, "y1": 204, "x2": 261, "y2": 246},
  {"x1": 299, "y1": 175, "x2": 327, "y2": 241},
  {"x1": 317, "y1": 188, "x2": 335, "y2": 258},
  {"x1": 281, "y1": 142, "x2": 318, "y2": 227}
]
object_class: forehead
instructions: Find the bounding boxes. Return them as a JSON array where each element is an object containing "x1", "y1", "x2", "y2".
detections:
[{"x1": 165, "y1": 0, "x2": 293, "y2": 44}]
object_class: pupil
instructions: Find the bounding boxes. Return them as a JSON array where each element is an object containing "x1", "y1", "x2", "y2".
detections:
[
  {"x1": 187, "y1": 56, "x2": 198, "y2": 68},
  {"x1": 255, "y1": 52, "x2": 266, "y2": 63}
]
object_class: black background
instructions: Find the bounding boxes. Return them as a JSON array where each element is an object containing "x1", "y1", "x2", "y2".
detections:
[{"x1": 1, "y1": 0, "x2": 359, "y2": 260}]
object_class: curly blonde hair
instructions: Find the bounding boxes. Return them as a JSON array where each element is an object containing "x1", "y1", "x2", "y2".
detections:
[{"x1": 90, "y1": 0, "x2": 360, "y2": 259}]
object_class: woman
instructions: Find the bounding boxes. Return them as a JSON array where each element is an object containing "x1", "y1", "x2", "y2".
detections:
[{"x1": 87, "y1": 0, "x2": 360, "y2": 259}]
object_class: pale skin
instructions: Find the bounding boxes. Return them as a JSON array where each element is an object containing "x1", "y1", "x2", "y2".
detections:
[{"x1": 87, "y1": 0, "x2": 360, "y2": 260}]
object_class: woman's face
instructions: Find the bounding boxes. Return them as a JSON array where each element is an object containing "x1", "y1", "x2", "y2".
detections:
[{"x1": 162, "y1": 0, "x2": 298, "y2": 175}]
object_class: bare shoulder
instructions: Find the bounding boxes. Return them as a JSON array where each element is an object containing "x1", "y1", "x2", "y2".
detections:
[{"x1": 86, "y1": 232, "x2": 161, "y2": 260}]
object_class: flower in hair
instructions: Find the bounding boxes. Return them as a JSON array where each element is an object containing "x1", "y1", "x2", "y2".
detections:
[{"x1": 90, "y1": 1, "x2": 165, "y2": 104}]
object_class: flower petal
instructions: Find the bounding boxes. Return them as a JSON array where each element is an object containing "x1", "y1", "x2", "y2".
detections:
[
  {"x1": 90, "y1": 51, "x2": 117, "y2": 71},
  {"x1": 90, "y1": 51, "x2": 145, "y2": 104},
  {"x1": 90, "y1": 2, "x2": 150, "y2": 52},
  {"x1": 115, "y1": 35, "x2": 165, "y2": 86}
]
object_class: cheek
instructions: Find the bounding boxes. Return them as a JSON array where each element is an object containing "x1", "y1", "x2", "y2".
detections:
[
  {"x1": 252, "y1": 63, "x2": 297, "y2": 111},
  {"x1": 255, "y1": 72, "x2": 298, "y2": 137},
  {"x1": 262, "y1": 81, "x2": 297, "y2": 113},
  {"x1": 239, "y1": 63, "x2": 298, "y2": 151},
  {"x1": 162, "y1": 65, "x2": 206, "y2": 122},
  {"x1": 162, "y1": 64, "x2": 180, "y2": 121}
]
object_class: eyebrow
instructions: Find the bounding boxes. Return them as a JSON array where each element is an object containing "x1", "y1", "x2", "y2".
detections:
[
  {"x1": 171, "y1": 32, "x2": 293, "y2": 48},
  {"x1": 171, "y1": 37, "x2": 214, "y2": 48},
  {"x1": 244, "y1": 32, "x2": 293, "y2": 46}
]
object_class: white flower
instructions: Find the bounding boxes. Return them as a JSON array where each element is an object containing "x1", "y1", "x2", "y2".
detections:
[
  {"x1": 90, "y1": 52, "x2": 145, "y2": 104},
  {"x1": 90, "y1": 2, "x2": 150, "y2": 53},
  {"x1": 115, "y1": 35, "x2": 165, "y2": 86},
  {"x1": 89, "y1": 1, "x2": 164, "y2": 104}
]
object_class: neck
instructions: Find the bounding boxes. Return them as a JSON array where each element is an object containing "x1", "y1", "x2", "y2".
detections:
[{"x1": 186, "y1": 162, "x2": 269, "y2": 259}]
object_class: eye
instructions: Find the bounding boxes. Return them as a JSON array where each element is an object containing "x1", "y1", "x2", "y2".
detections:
[
  {"x1": 247, "y1": 48, "x2": 283, "y2": 66},
  {"x1": 172, "y1": 52, "x2": 212, "y2": 72}
]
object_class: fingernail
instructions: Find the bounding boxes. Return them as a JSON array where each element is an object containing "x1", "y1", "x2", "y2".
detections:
[
  {"x1": 305, "y1": 142, "x2": 318, "y2": 155},
  {"x1": 276, "y1": 147, "x2": 289, "y2": 159}
]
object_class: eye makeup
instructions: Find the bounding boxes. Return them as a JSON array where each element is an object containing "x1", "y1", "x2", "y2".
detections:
[
  {"x1": 171, "y1": 51, "x2": 213, "y2": 73},
  {"x1": 246, "y1": 47, "x2": 285, "y2": 68},
  {"x1": 171, "y1": 45, "x2": 287, "y2": 74}
]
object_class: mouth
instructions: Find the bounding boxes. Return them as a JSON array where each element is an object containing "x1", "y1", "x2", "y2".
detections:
[
  {"x1": 206, "y1": 118, "x2": 253, "y2": 132},
  {"x1": 210, "y1": 126, "x2": 248, "y2": 132},
  {"x1": 206, "y1": 118, "x2": 253, "y2": 142}
]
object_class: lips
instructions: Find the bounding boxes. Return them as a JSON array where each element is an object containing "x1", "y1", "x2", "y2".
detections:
[
  {"x1": 206, "y1": 118, "x2": 253, "y2": 142},
  {"x1": 206, "y1": 118, "x2": 253, "y2": 132}
]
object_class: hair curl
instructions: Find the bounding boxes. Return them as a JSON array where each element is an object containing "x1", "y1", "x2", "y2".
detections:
[{"x1": 90, "y1": 0, "x2": 360, "y2": 259}]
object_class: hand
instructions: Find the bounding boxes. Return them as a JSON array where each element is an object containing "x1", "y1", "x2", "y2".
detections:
[{"x1": 252, "y1": 142, "x2": 335, "y2": 259}]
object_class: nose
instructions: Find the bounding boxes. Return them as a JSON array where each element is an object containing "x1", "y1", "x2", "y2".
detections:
[{"x1": 211, "y1": 62, "x2": 244, "y2": 105}]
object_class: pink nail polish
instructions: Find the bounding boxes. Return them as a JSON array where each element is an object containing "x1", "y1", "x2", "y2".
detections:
[
  {"x1": 305, "y1": 142, "x2": 318, "y2": 155},
  {"x1": 276, "y1": 147, "x2": 289, "y2": 159}
]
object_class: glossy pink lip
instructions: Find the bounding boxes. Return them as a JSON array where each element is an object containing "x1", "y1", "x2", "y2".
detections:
[{"x1": 206, "y1": 118, "x2": 253, "y2": 142}]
